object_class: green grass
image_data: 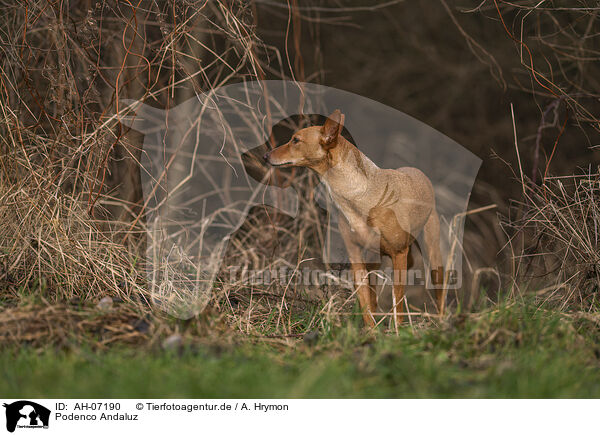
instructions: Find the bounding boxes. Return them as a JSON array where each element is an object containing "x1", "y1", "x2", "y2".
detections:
[{"x1": 2, "y1": 302, "x2": 600, "y2": 398}]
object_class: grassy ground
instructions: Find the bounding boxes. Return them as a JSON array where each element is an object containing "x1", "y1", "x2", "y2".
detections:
[{"x1": 2, "y1": 301, "x2": 600, "y2": 398}]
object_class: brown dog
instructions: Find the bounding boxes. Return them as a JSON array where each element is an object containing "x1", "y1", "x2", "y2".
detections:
[{"x1": 264, "y1": 110, "x2": 444, "y2": 327}]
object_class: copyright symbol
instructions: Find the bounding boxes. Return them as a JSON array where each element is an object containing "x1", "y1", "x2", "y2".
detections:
[{"x1": 136, "y1": 403, "x2": 144, "y2": 410}]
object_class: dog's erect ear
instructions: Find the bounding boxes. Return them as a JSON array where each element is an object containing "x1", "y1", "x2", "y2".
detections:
[{"x1": 320, "y1": 109, "x2": 345, "y2": 149}]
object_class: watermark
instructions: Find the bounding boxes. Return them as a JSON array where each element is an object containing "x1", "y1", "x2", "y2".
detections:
[
  {"x1": 0, "y1": 399, "x2": 590, "y2": 434},
  {"x1": 227, "y1": 266, "x2": 458, "y2": 288},
  {"x1": 3, "y1": 401, "x2": 50, "y2": 433},
  {"x1": 118, "y1": 80, "x2": 481, "y2": 318}
]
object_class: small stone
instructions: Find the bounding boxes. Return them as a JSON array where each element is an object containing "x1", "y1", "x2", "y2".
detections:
[
  {"x1": 162, "y1": 334, "x2": 183, "y2": 350},
  {"x1": 96, "y1": 296, "x2": 113, "y2": 311}
]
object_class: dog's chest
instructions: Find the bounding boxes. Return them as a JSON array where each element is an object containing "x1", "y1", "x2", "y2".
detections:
[
  {"x1": 321, "y1": 156, "x2": 384, "y2": 249},
  {"x1": 332, "y1": 194, "x2": 380, "y2": 249}
]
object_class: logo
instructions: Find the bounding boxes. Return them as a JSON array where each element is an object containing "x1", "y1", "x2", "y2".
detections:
[
  {"x1": 3, "y1": 401, "x2": 50, "y2": 433},
  {"x1": 118, "y1": 80, "x2": 481, "y2": 319}
]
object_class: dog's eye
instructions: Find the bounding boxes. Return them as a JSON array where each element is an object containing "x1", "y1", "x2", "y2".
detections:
[{"x1": 292, "y1": 137, "x2": 300, "y2": 144}]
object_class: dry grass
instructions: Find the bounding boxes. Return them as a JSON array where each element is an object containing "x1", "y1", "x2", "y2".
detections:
[
  {"x1": 0, "y1": 302, "x2": 149, "y2": 349},
  {"x1": 1, "y1": 0, "x2": 600, "y2": 350},
  {"x1": 0, "y1": 0, "x2": 265, "y2": 313},
  {"x1": 0, "y1": 177, "x2": 147, "y2": 305},
  {"x1": 504, "y1": 170, "x2": 600, "y2": 310}
]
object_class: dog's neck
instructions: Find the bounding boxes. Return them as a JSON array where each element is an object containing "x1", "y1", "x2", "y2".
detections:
[{"x1": 315, "y1": 137, "x2": 378, "y2": 198}]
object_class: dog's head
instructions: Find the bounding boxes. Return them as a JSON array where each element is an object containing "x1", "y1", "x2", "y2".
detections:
[{"x1": 263, "y1": 110, "x2": 345, "y2": 171}]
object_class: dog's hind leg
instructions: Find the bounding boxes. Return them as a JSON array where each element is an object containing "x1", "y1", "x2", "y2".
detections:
[{"x1": 423, "y1": 210, "x2": 445, "y2": 315}]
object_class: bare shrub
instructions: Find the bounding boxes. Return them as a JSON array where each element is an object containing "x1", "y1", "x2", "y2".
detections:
[
  {"x1": 503, "y1": 171, "x2": 600, "y2": 309},
  {"x1": 0, "y1": 0, "x2": 267, "y2": 309}
]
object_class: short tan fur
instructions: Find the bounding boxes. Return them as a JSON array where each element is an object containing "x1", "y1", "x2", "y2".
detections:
[{"x1": 264, "y1": 110, "x2": 445, "y2": 327}]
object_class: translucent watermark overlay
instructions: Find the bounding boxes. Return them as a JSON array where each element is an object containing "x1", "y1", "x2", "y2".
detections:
[
  {"x1": 118, "y1": 80, "x2": 481, "y2": 319},
  {"x1": 227, "y1": 267, "x2": 458, "y2": 288}
]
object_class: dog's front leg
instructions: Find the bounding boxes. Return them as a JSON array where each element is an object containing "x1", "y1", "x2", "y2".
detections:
[
  {"x1": 338, "y1": 217, "x2": 377, "y2": 328},
  {"x1": 349, "y1": 262, "x2": 377, "y2": 328},
  {"x1": 392, "y1": 248, "x2": 409, "y2": 325}
]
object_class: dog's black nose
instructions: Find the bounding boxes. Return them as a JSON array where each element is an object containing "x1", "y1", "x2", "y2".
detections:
[{"x1": 263, "y1": 152, "x2": 270, "y2": 162}]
